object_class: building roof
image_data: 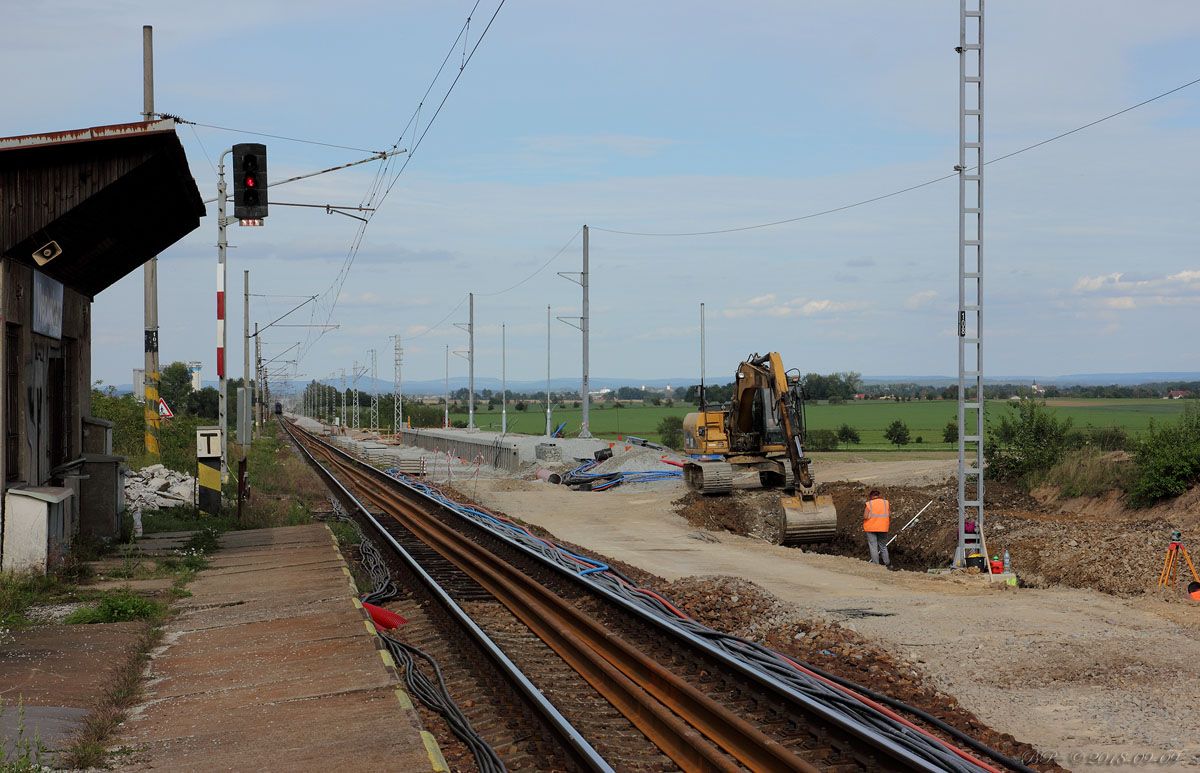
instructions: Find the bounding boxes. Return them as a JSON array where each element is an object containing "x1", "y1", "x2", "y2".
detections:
[{"x1": 0, "y1": 119, "x2": 204, "y2": 297}]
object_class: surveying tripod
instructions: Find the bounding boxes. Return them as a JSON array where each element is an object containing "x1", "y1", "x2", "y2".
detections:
[{"x1": 1158, "y1": 531, "x2": 1200, "y2": 600}]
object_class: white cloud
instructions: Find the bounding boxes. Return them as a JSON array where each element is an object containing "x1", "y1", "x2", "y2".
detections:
[
  {"x1": 904, "y1": 289, "x2": 938, "y2": 310},
  {"x1": 1073, "y1": 269, "x2": 1200, "y2": 311},
  {"x1": 723, "y1": 295, "x2": 866, "y2": 319}
]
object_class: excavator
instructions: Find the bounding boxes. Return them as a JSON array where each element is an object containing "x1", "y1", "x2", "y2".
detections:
[{"x1": 682, "y1": 352, "x2": 837, "y2": 544}]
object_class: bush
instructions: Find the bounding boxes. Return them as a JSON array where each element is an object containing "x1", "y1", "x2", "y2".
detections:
[
  {"x1": 807, "y1": 429, "x2": 839, "y2": 451},
  {"x1": 658, "y1": 416, "x2": 684, "y2": 449},
  {"x1": 835, "y1": 424, "x2": 860, "y2": 444},
  {"x1": 986, "y1": 401, "x2": 1072, "y2": 484},
  {"x1": 515, "y1": 401, "x2": 527, "y2": 411},
  {"x1": 943, "y1": 420, "x2": 958, "y2": 444},
  {"x1": 1127, "y1": 406, "x2": 1200, "y2": 506},
  {"x1": 883, "y1": 420, "x2": 910, "y2": 446},
  {"x1": 914, "y1": 436, "x2": 923, "y2": 443}
]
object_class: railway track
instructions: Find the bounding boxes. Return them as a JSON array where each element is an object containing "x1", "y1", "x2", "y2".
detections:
[{"x1": 282, "y1": 419, "x2": 1018, "y2": 772}]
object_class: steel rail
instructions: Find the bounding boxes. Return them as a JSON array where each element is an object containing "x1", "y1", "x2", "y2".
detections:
[
  {"x1": 293, "y1": 421, "x2": 950, "y2": 771},
  {"x1": 280, "y1": 420, "x2": 613, "y2": 773},
  {"x1": 295, "y1": 424, "x2": 811, "y2": 772}
]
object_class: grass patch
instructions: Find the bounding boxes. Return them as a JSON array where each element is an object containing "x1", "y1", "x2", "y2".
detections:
[
  {"x1": 1033, "y1": 447, "x2": 1134, "y2": 498},
  {"x1": 327, "y1": 520, "x2": 361, "y2": 549},
  {"x1": 61, "y1": 625, "x2": 163, "y2": 769},
  {"x1": 0, "y1": 573, "x2": 72, "y2": 628},
  {"x1": 63, "y1": 588, "x2": 166, "y2": 625}
]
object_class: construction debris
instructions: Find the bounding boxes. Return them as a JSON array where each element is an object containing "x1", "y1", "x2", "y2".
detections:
[{"x1": 123, "y1": 464, "x2": 196, "y2": 512}]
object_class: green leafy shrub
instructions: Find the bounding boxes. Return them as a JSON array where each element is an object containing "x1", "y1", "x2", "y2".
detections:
[
  {"x1": 883, "y1": 419, "x2": 910, "y2": 446},
  {"x1": 657, "y1": 416, "x2": 684, "y2": 449},
  {"x1": 943, "y1": 420, "x2": 958, "y2": 444},
  {"x1": 835, "y1": 424, "x2": 860, "y2": 444},
  {"x1": 986, "y1": 401, "x2": 1072, "y2": 484},
  {"x1": 806, "y1": 429, "x2": 840, "y2": 451},
  {"x1": 1128, "y1": 406, "x2": 1200, "y2": 506}
]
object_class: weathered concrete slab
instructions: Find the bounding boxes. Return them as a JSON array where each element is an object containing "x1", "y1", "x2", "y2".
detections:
[
  {"x1": 119, "y1": 523, "x2": 435, "y2": 771},
  {"x1": 0, "y1": 621, "x2": 144, "y2": 764}
]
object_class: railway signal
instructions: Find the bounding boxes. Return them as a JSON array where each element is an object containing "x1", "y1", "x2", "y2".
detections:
[{"x1": 232, "y1": 142, "x2": 268, "y2": 221}]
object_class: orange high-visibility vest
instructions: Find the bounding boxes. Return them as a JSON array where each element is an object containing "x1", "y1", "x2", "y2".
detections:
[{"x1": 863, "y1": 498, "x2": 891, "y2": 533}]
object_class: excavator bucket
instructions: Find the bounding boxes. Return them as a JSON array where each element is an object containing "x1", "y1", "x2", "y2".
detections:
[{"x1": 778, "y1": 493, "x2": 837, "y2": 544}]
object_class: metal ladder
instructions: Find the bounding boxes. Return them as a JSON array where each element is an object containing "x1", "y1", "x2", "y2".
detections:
[{"x1": 955, "y1": 0, "x2": 985, "y2": 567}]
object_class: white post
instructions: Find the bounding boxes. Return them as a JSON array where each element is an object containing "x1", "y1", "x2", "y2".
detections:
[
  {"x1": 444, "y1": 345, "x2": 450, "y2": 429},
  {"x1": 546, "y1": 304, "x2": 552, "y2": 436},
  {"x1": 501, "y1": 323, "x2": 507, "y2": 434}
]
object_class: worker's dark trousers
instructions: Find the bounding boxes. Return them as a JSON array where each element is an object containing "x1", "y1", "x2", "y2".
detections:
[{"x1": 866, "y1": 532, "x2": 890, "y2": 566}]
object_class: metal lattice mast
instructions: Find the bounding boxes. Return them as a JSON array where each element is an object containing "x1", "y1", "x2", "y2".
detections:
[
  {"x1": 368, "y1": 348, "x2": 379, "y2": 433},
  {"x1": 352, "y1": 360, "x2": 361, "y2": 430},
  {"x1": 955, "y1": 0, "x2": 986, "y2": 567},
  {"x1": 340, "y1": 369, "x2": 347, "y2": 428},
  {"x1": 392, "y1": 335, "x2": 403, "y2": 433}
]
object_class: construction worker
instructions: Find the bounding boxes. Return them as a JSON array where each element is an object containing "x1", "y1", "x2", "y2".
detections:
[{"x1": 863, "y1": 489, "x2": 891, "y2": 567}]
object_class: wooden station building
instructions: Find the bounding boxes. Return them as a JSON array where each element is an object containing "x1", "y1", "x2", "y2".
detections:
[{"x1": 0, "y1": 118, "x2": 203, "y2": 570}]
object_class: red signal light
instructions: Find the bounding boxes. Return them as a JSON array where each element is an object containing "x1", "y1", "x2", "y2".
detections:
[{"x1": 245, "y1": 176, "x2": 257, "y2": 188}]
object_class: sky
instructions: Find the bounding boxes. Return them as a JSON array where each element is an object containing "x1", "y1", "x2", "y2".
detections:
[{"x1": 4, "y1": 1, "x2": 1199, "y2": 390}]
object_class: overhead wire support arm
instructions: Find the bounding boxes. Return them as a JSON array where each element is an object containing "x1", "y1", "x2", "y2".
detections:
[{"x1": 256, "y1": 295, "x2": 319, "y2": 335}]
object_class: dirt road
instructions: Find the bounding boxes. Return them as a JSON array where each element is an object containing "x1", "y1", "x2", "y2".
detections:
[{"x1": 466, "y1": 476, "x2": 1200, "y2": 770}]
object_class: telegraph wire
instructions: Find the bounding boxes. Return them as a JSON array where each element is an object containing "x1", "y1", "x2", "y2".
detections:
[
  {"x1": 592, "y1": 74, "x2": 1200, "y2": 237},
  {"x1": 475, "y1": 228, "x2": 582, "y2": 297},
  {"x1": 159, "y1": 113, "x2": 385, "y2": 154},
  {"x1": 304, "y1": 0, "x2": 506, "y2": 361}
]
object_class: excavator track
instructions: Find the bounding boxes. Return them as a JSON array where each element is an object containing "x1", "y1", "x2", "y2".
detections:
[{"x1": 684, "y1": 461, "x2": 734, "y2": 494}]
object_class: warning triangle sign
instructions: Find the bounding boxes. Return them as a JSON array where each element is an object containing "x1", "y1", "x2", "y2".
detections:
[{"x1": 158, "y1": 397, "x2": 174, "y2": 419}]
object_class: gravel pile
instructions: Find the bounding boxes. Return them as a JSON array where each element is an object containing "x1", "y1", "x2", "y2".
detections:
[
  {"x1": 124, "y1": 464, "x2": 196, "y2": 512},
  {"x1": 591, "y1": 447, "x2": 679, "y2": 475}
]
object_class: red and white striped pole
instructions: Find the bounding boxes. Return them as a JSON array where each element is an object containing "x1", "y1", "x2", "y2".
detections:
[{"x1": 216, "y1": 149, "x2": 231, "y2": 480}]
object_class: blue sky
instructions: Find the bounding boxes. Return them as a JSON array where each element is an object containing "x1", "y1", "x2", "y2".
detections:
[{"x1": 4, "y1": 1, "x2": 1199, "y2": 388}]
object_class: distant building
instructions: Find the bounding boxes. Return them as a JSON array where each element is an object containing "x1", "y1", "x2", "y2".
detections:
[
  {"x1": 853, "y1": 393, "x2": 867, "y2": 400},
  {"x1": 1031, "y1": 382, "x2": 1046, "y2": 396},
  {"x1": 1167, "y1": 390, "x2": 1191, "y2": 400},
  {"x1": 188, "y1": 361, "x2": 203, "y2": 391}
]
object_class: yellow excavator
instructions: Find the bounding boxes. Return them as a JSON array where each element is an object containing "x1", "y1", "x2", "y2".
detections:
[{"x1": 682, "y1": 352, "x2": 837, "y2": 544}]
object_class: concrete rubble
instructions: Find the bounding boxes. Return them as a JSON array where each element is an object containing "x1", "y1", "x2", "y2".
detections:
[{"x1": 123, "y1": 463, "x2": 196, "y2": 512}]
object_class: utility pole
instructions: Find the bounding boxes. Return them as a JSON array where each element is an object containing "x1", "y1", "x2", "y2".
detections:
[
  {"x1": 141, "y1": 24, "x2": 161, "y2": 458},
  {"x1": 700, "y1": 302, "x2": 707, "y2": 410},
  {"x1": 501, "y1": 323, "x2": 507, "y2": 434},
  {"x1": 558, "y1": 225, "x2": 591, "y2": 437},
  {"x1": 253, "y1": 324, "x2": 261, "y2": 429},
  {"x1": 581, "y1": 226, "x2": 590, "y2": 437},
  {"x1": 392, "y1": 335, "x2": 403, "y2": 433},
  {"x1": 545, "y1": 304, "x2": 552, "y2": 437},
  {"x1": 455, "y1": 294, "x2": 475, "y2": 429},
  {"x1": 443, "y1": 345, "x2": 450, "y2": 429}
]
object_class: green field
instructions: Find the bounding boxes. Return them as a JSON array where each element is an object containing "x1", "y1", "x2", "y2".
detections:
[{"x1": 446, "y1": 398, "x2": 1191, "y2": 451}]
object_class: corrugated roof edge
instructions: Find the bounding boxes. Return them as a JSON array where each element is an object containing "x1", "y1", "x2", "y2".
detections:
[{"x1": 0, "y1": 118, "x2": 177, "y2": 152}]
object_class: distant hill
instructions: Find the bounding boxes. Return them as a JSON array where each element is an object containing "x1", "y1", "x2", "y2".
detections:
[{"x1": 107, "y1": 371, "x2": 1200, "y2": 395}]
